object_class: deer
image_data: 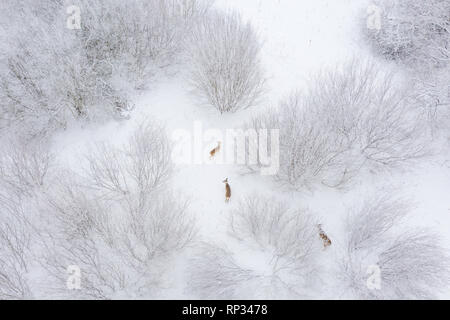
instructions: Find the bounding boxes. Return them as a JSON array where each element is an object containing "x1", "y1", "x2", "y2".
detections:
[
  {"x1": 317, "y1": 224, "x2": 332, "y2": 249},
  {"x1": 223, "y1": 178, "x2": 231, "y2": 202},
  {"x1": 209, "y1": 141, "x2": 221, "y2": 159}
]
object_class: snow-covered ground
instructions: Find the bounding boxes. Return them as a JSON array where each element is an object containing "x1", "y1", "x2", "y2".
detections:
[{"x1": 40, "y1": 0, "x2": 450, "y2": 299}]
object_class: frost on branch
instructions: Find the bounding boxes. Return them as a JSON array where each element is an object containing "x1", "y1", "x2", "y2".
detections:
[
  {"x1": 365, "y1": 0, "x2": 449, "y2": 69},
  {"x1": 187, "y1": 244, "x2": 260, "y2": 299},
  {"x1": 188, "y1": 196, "x2": 321, "y2": 299},
  {"x1": 245, "y1": 61, "x2": 428, "y2": 189},
  {"x1": 0, "y1": 193, "x2": 33, "y2": 299},
  {"x1": 230, "y1": 196, "x2": 319, "y2": 271},
  {"x1": 41, "y1": 120, "x2": 196, "y2": 298},
  {"x1": 0, "y1": 0, "x2": 212, "y2": 138},
  {"x1": 363, "y1": 0, "x2": 450, "y2": 129},
  {"x1": 340, "y1": 193, "x2": 450, "y2": 299},
  {"x1": 0, "y1": 138, "x2": 53, "y2": 197},
  {"x1": 187, "y1": 10, "x2": 265, "y2": 113}
]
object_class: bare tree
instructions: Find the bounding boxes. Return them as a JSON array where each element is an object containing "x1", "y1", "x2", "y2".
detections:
[
  {"x1": 78, "y1": 0, "x2": 212, "y2": 89},
  {"x1": 230, "y1": 195, "x2": 320, "y2": 273},
  {"x1": 245, "y1": 94, "x2": 355, "y2": 189},
  {"x1": 345, "y1": 193, "x2": 409, "y2": 253},
  {"x1": 41, "y1": 120, "x2": 196, "y2": 299},
  {"x1": 244, "y1": 60, "x2": 428, "y2": 189},
  {"x1": 340, "y1": 193, "x2": 450, "y2": 299},
  {"x1": 0, "y1": 135, "x2": 54, "y2": 299},
  {"x1": 187, "y1": 244, "x2": 261, "y2": 299},
  {"x1": 189, "y1": 196, "x2": 321, "y2": 299},
  {"x1": 364, "y1": 0, "x2": 449, "y2": 69},
  {"x1": 410, "y1": 66, "x2": 450, "y2": 130},
  {"x1": 363, "y1": 0, "x2": 450, "y2": 133},
  {"x1": 0, "y1": 0, "x2": 212, "y2": 138},
  {"x1": 187, "y1": 9, "x2": 265, "y2": 113},
  {"x1": 118, "y1": 192, "x2": 196, "y2": 271},
  {"x1": 84, "y1": 120, "x2": 173, "y2": 199},
  {"x1": 0, "y1": 138, "x2": 53, "y2": 197},
  {"x1": 376, "y1": 230, "x2": 450, "y2": 299},
  {"x1": 0, "y1": 0, "x2": 131, "y2": 138},
  {"x1": 0, "y1": 193, "x2": 33, "y2": 299}
]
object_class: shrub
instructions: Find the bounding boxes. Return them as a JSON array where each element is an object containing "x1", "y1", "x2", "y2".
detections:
[
  {"x1": 84, "y1": 120, "x2": 173, "y2": 198},
  {"x1": 0, "y1": 0, "x2": 211, "y2": 138},
  {"x1": 244, "y1": 61, "x2": 428, "y2": 189},
  {"x1": 78, "y1": 0, "x2": 212, "y2": 89},
  {"x1": 364, "y1": 0, "x2": 449, "y2": 69},
  {"x1": 363, "y1": 0, "x2": 450, "y2": 132},
  {"x1": 188, "y1": 196, "x2": 321, "y2": 299},
  {"x1": 41, "y1": 120, "x2": 196, "y2": 298},
  {"x1": 187, "y1": 10, "x2": 265, "y2": 113},
  {"x1": 0, "y1": 138, "x2": 53, "y2": 197},
  {"x1": 410, "y1": 66, "x2": 450, "y2": 130},
  {"x1": 230, "y1": 196, "x2": 319, "y2": 270},
  {"x1": 340, "y1": 193, "x2": 450, "y2": 299},
  {"x1": 187, "y1": 244, "x2": 260, "y2": 299},
  {"x1": 0, "y1": 193, "x2": 33, "y2": 299}
]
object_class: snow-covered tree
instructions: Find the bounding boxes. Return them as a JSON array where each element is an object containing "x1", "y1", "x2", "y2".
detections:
[
  {"x1": 187, "y1": 244, "x2": 261, "y2": 299},
  {"x1": 0, "y1": 0, "x2": 212, "y2": 138},
  {"x1": 244, "y1": 60, "x2": 428, "y2": 189},
  {"x1": 0, "y1": 193, "x2": 33, "y2": 299},
  {"x1": 0, "y1": 138, "x2": 54, "y2": 197},
  {"x1": 340, "y1": 193, "x2": 450, "y2": 299},
  {"x1": 187, "y1": 9, "x2": 265, "y2": 113},
  {"x1": 365, "y1": 0, "x2": 449, "y2": 69},
  {"x1": 364, "y1": 0, "x2": 450, "y2": 130},
  {"x1": 188, "y1": 196, "x2": 321, "y2": 299},
  {"x1": 41, "y1": 120, "x2": 196, "y2": 298}
]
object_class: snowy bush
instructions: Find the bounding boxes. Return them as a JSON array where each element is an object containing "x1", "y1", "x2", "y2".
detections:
[
  {"x1": 0, "y1": 193, "x2": 33, "y2": 299},
  {"x1": 0, "y1": 0, "x2": 125, "y2": 138},
  {"x1": 244, "y1": 61, "x2": 428, "y2": 189},
  {"x1": 188, "y1": 196, "x2": 321, "y2": 299},
  {"x1": 0, "y1": 0, "x2": 211, "y2": 138},
  {"x1": 187, "y1": 244, "x2": 261, "y2": 299},
  {"x1": 365, "y1": 0, "x2": 449, "y2": 69},
  {"x1": 340, "y1": 193, "x2": 450, "y2": 299},
  {"x1": 230, "y1": 196, "x2": 319, "y2": 269},
  {"x1": 187, "y1": 10, "x2": 265, "y2": 113},
  {"x1": 41, "y1": 120, "x2": 196, "y2": 298},
  {"x1": 78, "y1": 0, "x2": 212, "y2": 89},
  {"x1": 0, "y1": 138, "x2": 53, "y2": 197},
  {"x1": 245, "y1": 95, "x2": 355, "y2": 188},
  {"x1": 0, "y1": 135, "x2": 53, "y2": 299},
  {"x1": 44, "y1": 185, "x2": 195, "y2": 299},
  {"x1": 410, "y1": 66, "x2": 450, "y2": 129},
  {"x1": 84, "y1": 121, "x2": 173, "y2": 198},
  {"x1": 364, "y1": 0, "x2": 450, "y2": 131}
]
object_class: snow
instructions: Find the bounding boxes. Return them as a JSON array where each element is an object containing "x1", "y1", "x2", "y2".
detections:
[{"x1": 34, "y1": 0, "x2": 450, "y2": 299}]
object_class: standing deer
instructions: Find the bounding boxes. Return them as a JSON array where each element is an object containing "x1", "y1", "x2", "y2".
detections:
[
  {"x1": 209, "y1": 141, "x2": 221, "y2": 159},
  {"x1": 317, "y1": 224, "x2": 332, "y2": 249},
  {"x1": 223, "y1": 178, "x2": 231, "y2": 202}
]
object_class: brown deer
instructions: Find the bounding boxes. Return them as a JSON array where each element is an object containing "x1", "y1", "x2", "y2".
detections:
[
  {"x1": 209, "y1": 141, "x2": 221, "y2": 159},
  {"x1": 223, "y1": 178, "x2": 231, "y2": 202},
  {"x1": 317, "y1": 224, "x2": 332, "y2": 249}
]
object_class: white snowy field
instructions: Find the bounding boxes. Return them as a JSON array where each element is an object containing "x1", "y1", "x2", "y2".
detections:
[{"x1": 1, "y1": 0, "x2": 449, "y2": 299}]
